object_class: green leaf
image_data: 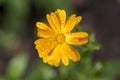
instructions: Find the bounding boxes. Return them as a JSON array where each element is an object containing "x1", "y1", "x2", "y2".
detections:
[
  {"x1": 0, "y1": 75, "x2": 5, "y2": 80},
  {"x1": 102, "y1": 60, "x2": 120, "y2": 79},
  {"x1": 26, "y1": 59, "x2": 54, "y2": 80},
  {"x1": 6, "y1": 53, "x2": 29, "y2": 80}
]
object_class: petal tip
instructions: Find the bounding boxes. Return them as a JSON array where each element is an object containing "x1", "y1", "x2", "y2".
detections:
[{"x1": 36, "y1": 22, "x2": 40, "y2": 28}]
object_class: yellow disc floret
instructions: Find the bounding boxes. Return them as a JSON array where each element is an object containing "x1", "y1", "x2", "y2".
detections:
[{"x1": 56, "y1": 34, "x2": 65, "y2": 44}]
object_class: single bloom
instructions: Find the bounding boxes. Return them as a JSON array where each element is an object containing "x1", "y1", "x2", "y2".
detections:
[{"x1": 34, "y1": 9, "x2": 88, "y2": 67}]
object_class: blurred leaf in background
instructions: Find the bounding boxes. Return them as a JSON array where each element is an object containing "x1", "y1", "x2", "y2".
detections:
[
  {"x1": 6, "y1": 53, "x2": 29, "y2": 80},
  {"x1": 26, "y1": 59, "x2": 55, "y2": 80}
]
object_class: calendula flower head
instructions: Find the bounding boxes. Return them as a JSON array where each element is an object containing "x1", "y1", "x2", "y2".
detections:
[{"x1": 34, "y1": 9, "x2": 88, "y2": 67}]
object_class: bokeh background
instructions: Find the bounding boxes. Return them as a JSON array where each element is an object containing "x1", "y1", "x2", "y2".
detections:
[{"x1": 0, "y1": 0, "x2": 120, "y2": 80}]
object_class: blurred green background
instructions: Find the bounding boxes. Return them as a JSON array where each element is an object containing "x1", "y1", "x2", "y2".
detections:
[{"x1": 0, "y1": 0, "x2": 120, "y2": 80}]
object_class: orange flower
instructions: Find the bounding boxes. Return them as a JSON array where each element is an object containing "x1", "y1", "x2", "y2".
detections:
[{"x1": 34, "y1": 9, "x2": 88, "y2": 67}]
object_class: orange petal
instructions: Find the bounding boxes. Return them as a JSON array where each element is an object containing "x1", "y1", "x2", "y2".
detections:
[
  {"x1": 62, "y1": 43, "x2": 80, "y2": 62},
  {"x1": 43, "y1": 44, "x2": 61, "y2": 67},
  {"x1": 65, "y1": 32, "x2": 88, "y2": 45},
  {"x1": 46, "y1": 13, "x2": 61, "y2": 33},
  {"x1": 61, "y1": 51, "x2": 69, "y2": 66},
  {"x1": 34, "y1": 38, "x2": 57, "y2": 58},
  {"x1": 55, "y1": 9, "x2": 66, "y2": 30},
  {"x1": 63, "y1": 14, "x2": 82, "y2": 33},
  {"x1": 36, "y1": 22, "x2": 56, "y2": 38}
]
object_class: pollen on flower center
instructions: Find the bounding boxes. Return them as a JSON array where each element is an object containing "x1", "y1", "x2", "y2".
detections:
[{"x1": 56, "y1": 34, "x2": 65, "y2": 43}]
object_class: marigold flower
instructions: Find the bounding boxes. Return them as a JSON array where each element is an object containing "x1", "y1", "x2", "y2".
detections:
[{"x1": 34, "y1": 9, "x2": 88, "y2": 67}]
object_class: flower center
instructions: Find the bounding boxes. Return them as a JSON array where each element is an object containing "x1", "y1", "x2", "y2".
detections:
[{"x1": 56, "y1": 34, "x2": 65, "y2": 44}]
